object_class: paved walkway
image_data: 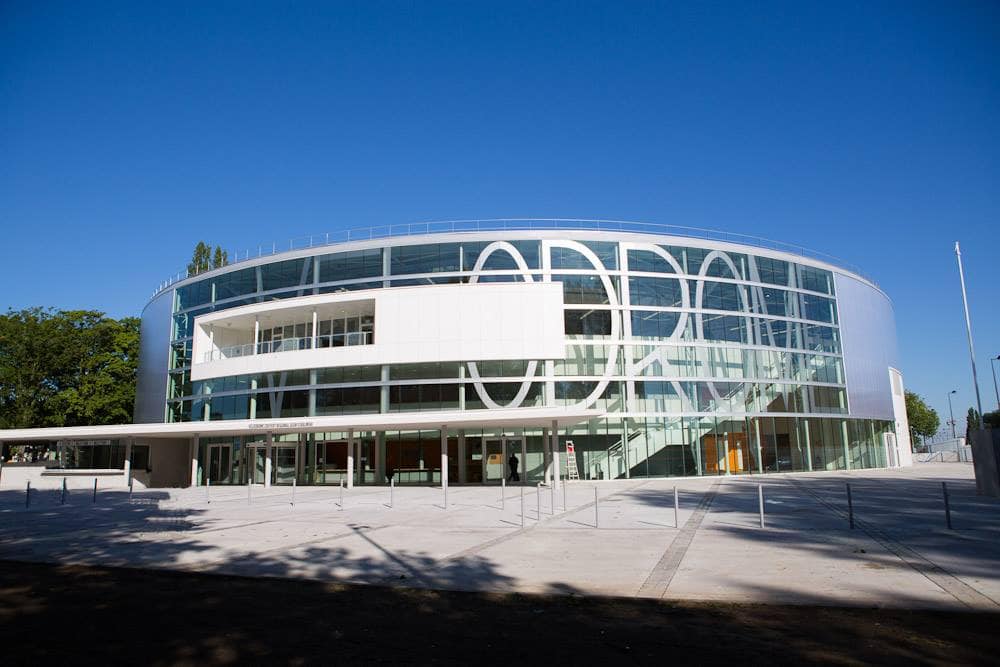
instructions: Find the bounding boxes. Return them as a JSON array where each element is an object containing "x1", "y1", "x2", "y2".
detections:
[{"x1": 1, "y1": 463, "x2": 998, "y2": 610}]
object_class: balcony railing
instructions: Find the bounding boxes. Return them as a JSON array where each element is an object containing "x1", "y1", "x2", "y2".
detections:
[{"x1": 202, "y1": 332, "x2": 373, "y2": 363}]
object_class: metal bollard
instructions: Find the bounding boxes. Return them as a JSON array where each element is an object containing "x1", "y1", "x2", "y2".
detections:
[
  {"x1": 758, "y1": 484, "x2": 765, "y2": 529},
  {"x1": 340, "y1": 479, "x2": 344, "y2": 511},
  {"x1": 61, "y1": 477, "x2": 67, "y2": 505},
  {"x1": 537, "y1": 482, "x2": 541, "y2": 520},
  {"x1": 93, "y1": 478, "x2": 98, "y2": 504},
  {"x1": 942, "y1": 481, "x2": 953, "y2": 530},
  {"x1": 25, "y1": 480, "x2": 31, "y2": 509},
  {"x1": 501, "y1": 477, "x2": 506, "y2": 510},
  {"x1": 846, "y1": 482, "x2": 854, "y2": 529},
  {"x1": 520, "y1": 484, "x2": 525, "y2": 527},
  {"x1": 594, "y1": 487, "x2": 599, "y2": 528},
  {"x1": 563, "y1": 480, "x2": 567, "y2": 511},
  {"x1": 390, "y1": 477, "x2": 394, "y2": 508},
  {"x1": 248, "y1": 481, "x2": 252, "y2": 506},
  {"x1": 444, "y1": 480, "x2": 448, "y2": 510},
  {"x1": 674, "y1": 486, "x2": 679, "y2": 528},
  {"x1": 291, "y1": 478, "x2": 296, "y2": 507},
  {"x1": 128, "y1": 476, "x2": 133, "y2": 504},
  {"x1": 206, "y1": 477, "x2": 211, "y2": 504}
]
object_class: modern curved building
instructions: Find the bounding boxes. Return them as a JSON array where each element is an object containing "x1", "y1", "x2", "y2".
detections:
[{"x1": 0, "y1": 221, "x2": 913, "y2": 489}]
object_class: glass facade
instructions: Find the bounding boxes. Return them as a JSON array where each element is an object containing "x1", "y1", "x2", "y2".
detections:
[{"x1": 160, "y1": 232, "x2": 898, "y2": 484}]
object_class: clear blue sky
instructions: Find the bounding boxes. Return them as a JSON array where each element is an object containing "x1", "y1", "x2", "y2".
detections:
[{"x1": 1, "y1": 1, "x2": 998, "y2": 429}]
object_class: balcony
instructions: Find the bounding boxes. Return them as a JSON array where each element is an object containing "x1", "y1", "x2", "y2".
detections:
[{"x1": 204, "y1": 332, "x2": 374, "y2": 363}]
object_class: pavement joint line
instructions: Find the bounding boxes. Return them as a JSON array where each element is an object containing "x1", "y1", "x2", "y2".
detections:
[
  {"x1": 785, "y1": 477, "x2": 1000, "y2": 610},
  {"x1": 636, "y1": 480, "x2": 721, "y2": 599}
]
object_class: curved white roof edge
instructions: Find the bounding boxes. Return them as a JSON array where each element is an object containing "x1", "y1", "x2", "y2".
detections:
[{"x1": 0, "y1": 407, "x2": 601, "y2": 442}]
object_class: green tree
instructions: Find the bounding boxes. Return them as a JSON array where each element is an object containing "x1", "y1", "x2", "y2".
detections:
[
  {"x1": 904, "y1": 391, "x2": 939, "y2": 446},
  {"x1": 966, "y1": 407, "x2": 981, "y2": 443},
  {"x1": 187, "y1": 241, "x2": 212, "y2": 276},
  {"x1": 0, "y1": 308, "x2": 140, "y2": 429},
  {"x1": 212, "y1": 245, "x2": 229, "y2": 269}
]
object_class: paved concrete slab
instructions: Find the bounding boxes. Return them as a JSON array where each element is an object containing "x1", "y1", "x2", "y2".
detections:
[{"x1": 1, "y1": 463, "x2": 998, "y2": 610}]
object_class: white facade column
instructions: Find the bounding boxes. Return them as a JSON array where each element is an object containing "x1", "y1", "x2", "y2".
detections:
[
  {"x1": 264, "y1": 432, "x2": 273, "y2": 488},
  {"x1": 542, "y1": 427, "x2": 551, "y2": 485},
  {"x1": 253, "y1": 317, "x2": 260, "y2": 354},
  {"x1": 841, "y1": 420, "x2": 852, "y2": 470},
  {"x1": 802, "y1": 419, "x2": 813, "y2": 471},
  {"x1": 123, "y1": 437, "x2": 133, "y2": 483},
  {"x1": 190, "y1": 435, "x2": 200, "y2": 487},
  {"x1": 551, "y1": 420, "x2": 561, "y2": 490},
  {"x1": 311, "y1": 309, "x2": 318, "y2": 348},
  {"x1": 440, "y1": 427, "x2": 448, "y2": 491},
  {"x1": 347, "y1": 429, "x2": 355, "y2": 489}
]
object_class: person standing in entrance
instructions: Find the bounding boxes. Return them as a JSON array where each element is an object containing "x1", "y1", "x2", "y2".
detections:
[{"x1": 508, "y1": 452, "x2": 520, "y2": 482}]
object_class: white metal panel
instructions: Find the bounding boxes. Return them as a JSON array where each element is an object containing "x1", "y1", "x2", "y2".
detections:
[{"x1": 190, "y1": 282, "x2": 566, "y2": 381}]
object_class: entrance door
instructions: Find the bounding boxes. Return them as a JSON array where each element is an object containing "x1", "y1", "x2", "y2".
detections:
[
  {"x1": 273, "y1": 446, "x2": 298, "y2": 485},
  {"x1": 207, "y1": 444, "x2": 232, "y2": 484},
  {"x1": 484, "y1": 437, "x2": 523, "y2": 483}
]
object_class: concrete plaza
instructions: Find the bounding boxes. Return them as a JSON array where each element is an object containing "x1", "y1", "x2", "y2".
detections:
[{"x1": 1, "y1": 463, "x2": 997, "y2": 611}]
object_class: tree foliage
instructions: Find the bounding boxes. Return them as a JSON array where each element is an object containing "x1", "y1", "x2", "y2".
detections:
[
  {"x1": 187, "y1": 241, "x2": 229, "y2": 276},
  {"x1": 966, "y1": 407, "x2": 981, "y2": 442},
  {"x1": 0, "y1": 308, "x2": 140, "y2": 429},
  {"x1": 904, "y1": 391, "x2": 939, "y2": 443}
]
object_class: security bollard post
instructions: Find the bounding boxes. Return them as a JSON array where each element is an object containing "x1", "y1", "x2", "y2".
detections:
[
  {"x1": 444, "y1": 480, "x2": 448, "y2": 510},
  {"x1": 674, "y1": 486, "x2": 679, "y2": 528},
  {"x1": 520, "y1": 484, "x2": 525, "y2": 528},
  {"x1": 846, "y1": 482, "x2": 854, "y2": 529},
  {"x1": 291, "y1": 478, "x2": 296, "y2": 507},
  {"x1": 206, "y1": 477, "x2": 211, "y2": 504},
  {"x1": 758, "y1": 484, "x2": 765, "y2": 529},
  {"x1": 61, "y1": 477, "x2": 67, "y2": 505},
  {"x1": 501, "y1": 477, "x2": 506, "y2": 510},
  {"x1": 128, "y1": 476, "x2": 133, "y2": 504},
  {"x1": 537, "y1": 482, "x2": 541, "y2": 520},
  {"x1": 248, "y1": 482, "x2": 252, "y2": 506},
  {"x1": 594, "y1": 487, "x2": 599, "y2": 529},
  {"x1": 93, "y1": 478, "x2": 98, "y2": 504},
  {"x1": 25, "y1": 481, "x2": 31, "y2": 509},
  {"x1": 942, "y1": 481, "x2": 953, "y2": 530},
  {"x1": 390, "y1": 477, "x2": 395, "y2": 509},
  {"x1": 563, "y1": 480, "x2": 567, "y2": 511},
  {"x1": 340, "y1": 479, "x2": 344, "y2": 511}
]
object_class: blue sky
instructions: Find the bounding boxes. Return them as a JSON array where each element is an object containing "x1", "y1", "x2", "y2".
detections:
[{"x1": 1, "y1": 1, "x2": 998, "y2": 428}]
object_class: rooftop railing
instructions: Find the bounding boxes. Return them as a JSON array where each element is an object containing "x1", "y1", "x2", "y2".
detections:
[{"x1": 153, "y1": 218, "x2": 875, "y2": 297}]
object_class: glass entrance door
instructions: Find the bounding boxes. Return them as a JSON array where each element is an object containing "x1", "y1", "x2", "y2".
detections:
[
  {"x1": 484, "y1": 437, "x2": 523, "y2": 483},
  {"x1": 207, "y1": 445, "x2": 232, "y2": 484},
  {"x1": 273, "y1": 446, "x2": 298, "y2": 485}
]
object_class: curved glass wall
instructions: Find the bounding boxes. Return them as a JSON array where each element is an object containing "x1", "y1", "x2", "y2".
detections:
[{"x1": 163, "y1": 234, "x2": 896, "y2": 481}]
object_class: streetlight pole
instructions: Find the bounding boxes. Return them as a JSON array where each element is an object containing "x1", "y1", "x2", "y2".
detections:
[
  {"x1": 991, "y1": 355, "x2": 1000, "y2": 412},
  {"x1": 954, "y1": 242, "x2": 985, "y2": 430},
  {"x1": 947, "y1": 390, "x2": 957, "y2": 440}
]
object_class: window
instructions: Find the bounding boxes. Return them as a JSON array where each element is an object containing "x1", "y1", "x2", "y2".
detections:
[
  {"x1": 629, "y1": 276, "x2": 683, "y2": 307},
  {"x1": 564, "y1": 309, "x2": 612, "y2": 336}
]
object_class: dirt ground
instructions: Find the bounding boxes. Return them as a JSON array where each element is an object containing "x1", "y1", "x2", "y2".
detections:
[{"x1": 0, "y1": 560, "x2": 997, "y2": 666}]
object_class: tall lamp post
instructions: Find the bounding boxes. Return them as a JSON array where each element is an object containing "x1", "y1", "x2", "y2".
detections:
[
  {"x1": 991, "y1": 355, "x2": 1000, "y2": 412},
  {"x1": 947, "y1": 390, "x2": 957, "y2": 440},
  {"x1": 954, "y1": 242, "x2": 985, "y2": 430}
]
